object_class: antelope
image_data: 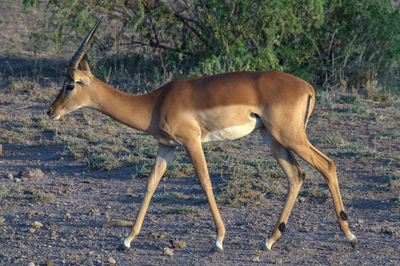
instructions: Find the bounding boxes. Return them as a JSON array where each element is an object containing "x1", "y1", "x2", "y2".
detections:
[{"x1": 47, "y1": 21, "x2": 357, "y2": 252}]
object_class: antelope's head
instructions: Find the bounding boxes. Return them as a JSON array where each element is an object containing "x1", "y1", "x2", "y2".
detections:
[{"x1": 47, "y1": 20, "x2": 101, "y2": 120}]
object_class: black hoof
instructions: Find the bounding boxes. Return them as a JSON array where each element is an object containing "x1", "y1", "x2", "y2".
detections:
[
  {"x1": 350, "y1": 237, "x2": 358, "y2": 248},
  {"x1": 262, "y1": 246, "x2": 271, "y2": 252},
  {"x1": 210, "y1": 246, "x2": 224, "y2": 253},
  {"x1": 116, "y1": 244, "x2": 130, "y2": 251}
]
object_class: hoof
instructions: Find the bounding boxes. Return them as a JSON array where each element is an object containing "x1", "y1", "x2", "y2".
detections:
[
  {"x1": 263, "y1": 241, "x2": 273, "y2": 251},
  {"x1": 350, "y1": 236, "x2": 358, "y2": 248},
  {"x1": 210, "y1": 246, "x2": 224, "y2": 253},
  {"x1": 263, "y1": 246, "x2": 272, "y2": 252},
  {"x1": 116, "y1": 244, "x2": 130, "y2": 251}
]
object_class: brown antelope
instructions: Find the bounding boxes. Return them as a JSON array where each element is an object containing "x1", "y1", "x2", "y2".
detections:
[{"x1": 47, "y1": 21, "x2": 357, "y2": 252}]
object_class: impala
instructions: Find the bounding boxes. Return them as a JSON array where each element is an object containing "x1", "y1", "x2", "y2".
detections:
[{"x1": 48, "y1": 21, "x2": 357, "y2": 252}]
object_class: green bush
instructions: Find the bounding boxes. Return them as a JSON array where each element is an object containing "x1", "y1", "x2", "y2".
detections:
[{"x1": 25, "y1": 0, "x2": 400, "y2": 96}]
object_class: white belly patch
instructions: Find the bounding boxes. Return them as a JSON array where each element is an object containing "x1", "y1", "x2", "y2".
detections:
[{"x1": 202, "y1": 115, "x2": 262, "y2": 142}]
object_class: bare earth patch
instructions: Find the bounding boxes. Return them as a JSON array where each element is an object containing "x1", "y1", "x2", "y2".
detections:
[{"x1": 1, "y1": 77, "x2": 399, "y2": 264}]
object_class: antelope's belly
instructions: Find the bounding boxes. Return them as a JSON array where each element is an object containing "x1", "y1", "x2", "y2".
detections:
[{"x1": 202, "y1": 115, "x2": 262, "y2": 142}]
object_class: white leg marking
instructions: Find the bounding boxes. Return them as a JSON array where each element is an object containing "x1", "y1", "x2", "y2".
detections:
[
  {"x1": 122, "y1": 237, "x2": 131, "y2": 248},
  {"x1": 214, "y1": 240, "x2": 224, "y2": 250}
]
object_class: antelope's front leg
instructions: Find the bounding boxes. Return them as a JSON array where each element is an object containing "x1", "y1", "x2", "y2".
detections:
[
  {"x1": 184, "y1": 139, "x2": 226, "y2": 252},
  {"x1": 118, "y1": 143, "x2": 175, "y2": 251}
]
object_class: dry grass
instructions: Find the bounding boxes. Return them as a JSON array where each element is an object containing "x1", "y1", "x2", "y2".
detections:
[{"x1": 1, "y1": 71, "x2": 399, "y2": 209}]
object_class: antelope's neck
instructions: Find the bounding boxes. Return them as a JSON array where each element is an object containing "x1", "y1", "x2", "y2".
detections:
[{"x1": 90, "y1": 79, "x2": 157, "y2": 132}]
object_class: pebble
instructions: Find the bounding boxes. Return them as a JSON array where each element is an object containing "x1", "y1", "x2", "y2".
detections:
[
  {"x1": 253, "y1": 256, "x2": 260, "y2": 262},
  {"x1": 298, "y1": 196, "x2": 306, "y2": 203},
  {"x1": 21, "y1": 168, "x2": 45, "y2": 179},
  {"x1": 170, "y1": 239, "x2": 187, "y2": 250},
  {"x1": 46, "y1": 261, "x2": 56, "y2": 266},
  {"x1": 108, "y1": 257, "x2": 116, "y2": 264},
  {"x1": 7, "y1": 173, "x2": 13, "y2": 180},
  {"x1": 381, "y1": 225, "x2": 398, "y2": 236},
  {"x1": 163, "y1": 247, "x2": 174, "y2": 256},
  {"x1": 147, "y1": 231, "x2": 157, "y2": 238},
  {"x1": 0, "y1": 144, "x2": 2, "y2": 155},
  {"x1": 32, "y1": 221, "x2": 43, "y2": 228},
  {"x1": 28, "y1": 262, "x2": 35, "y2": 266},
  {"x1": 89, "y1": 209, "x2": 101, "y2": 216},
  {"x1": 64, "y1": 213, "x2": 71, "y2": 219},
  {"x1": 81, "y1": 258, "x2": 94, "y2": 266},
  {"x1": 0, "y1": 216, "x2": 5, "y2": 225}
]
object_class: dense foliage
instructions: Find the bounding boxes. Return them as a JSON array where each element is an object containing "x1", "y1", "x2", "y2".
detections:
[{"x1": 25, "y1": 0, "x2": 400, "y2": 95}]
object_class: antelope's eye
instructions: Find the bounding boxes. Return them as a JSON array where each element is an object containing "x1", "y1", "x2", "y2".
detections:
[{"x1": 66, "y1": 84, "x2": 75, "y2": 91}]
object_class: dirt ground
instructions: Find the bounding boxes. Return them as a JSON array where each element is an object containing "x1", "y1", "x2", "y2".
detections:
[{"x1": 1, "y1": 2, "x2": 399, "y2": 265}]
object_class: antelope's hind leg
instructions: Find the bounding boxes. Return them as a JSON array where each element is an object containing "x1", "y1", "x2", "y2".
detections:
[
  {"x1": 261, "y1": 130, "x2": 305, "y2": 250},
  {"x1": 291, "y1": 141, "x2": 357, "y2": 248}
]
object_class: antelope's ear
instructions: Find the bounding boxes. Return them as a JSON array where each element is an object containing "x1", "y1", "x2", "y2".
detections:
[
  {"x1": 79, "y1": 54, "x2": 92, "y2": 74},
  {"x1": 67, "y1": 68, "x2": 92, "y2": 86}
]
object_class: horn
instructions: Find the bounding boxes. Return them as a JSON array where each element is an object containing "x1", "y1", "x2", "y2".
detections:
[{"x1": 68, "y1": 19, "x2": 102, "y2": 70}]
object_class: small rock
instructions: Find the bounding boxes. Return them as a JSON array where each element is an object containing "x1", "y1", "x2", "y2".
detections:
[
  {"x1": 81, "y1": 258, "x2": 95, "y2": 266},
  {"x1": 0, "y1": 216, "x2": 5, "y2": 225},
  {"x1": 253, "y1": 256, "x2": 260, "y2": 262},
  {"x1": 7, "y1": 173, "x2": 13, "y2": 180},
  {"x1": 64, "y1": 213, "x2": 71, "y2": 219},
  {"x1": 126, "y1": 188, "x2": 134, "y2": 194},
  {"x1": 15, "y1": 178, "x2": 22, "y2": 183},
  {"x1": 89, "y1": 209, "x2": 101, "y2": 216},
  {"x1": 159, "y1": 231, "x2": 168, "y2": 239},
  {"x1": 298, "y1": 196, "x2": 306, "y2": 203},
  {"x1": 163, "y1": 247, "x2": 174, "y2": 256},
  {"x1": 28, "y1": 262, "x2": 35, "y2": 266},
  {"x1": 46, "y1": 222, "x2": 55, "y2": 230},
  {"x1": 253, "y1": 250, "x2": 263, "y2": 256},
  {"x1": 0, "y1": 144, "x2": 2, "y2": 155},
  {"x1": 381, "y1": 225, "x2": 398, "y2": 236},
  {"x1": 277, "y1": 259, "x2": 283, "y2": 264},
  {"x1": 170, "y1": 239, "x2": 187, "y2": 250},
  {"x1": 147, "y1": 231, "x2": 157, "y2": 238},
  {"x1": 32, "y1": 221, "x2": 43, "y2": 228},
  {"x1": 22, "y1": 168, "x2": 45, "y2": 179},
  {"x1": 60, "y1": 238, "x2": 67, "y2": 243},
  {"x1": 19, "y1": 244, "x2": 27, "y2": 249},
  {"x1": 357, "y1": 219, "x2": 365, "y2": 225},
  {"x1": 46, "y1": 261, "x2": 56, "y2": 266},
  {"x1": 29, "y1": 228, "x2": 36, "y2": 233},
  {"x1": 108, "y1": 257, "x2": 116, "y2": 264}
]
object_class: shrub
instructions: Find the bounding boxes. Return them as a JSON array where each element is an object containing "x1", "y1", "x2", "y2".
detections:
[{"x1": 25, "y1": 0, "x2": 400, "y2": 96}]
